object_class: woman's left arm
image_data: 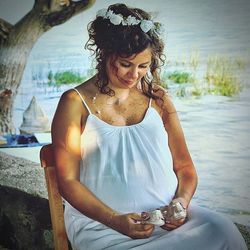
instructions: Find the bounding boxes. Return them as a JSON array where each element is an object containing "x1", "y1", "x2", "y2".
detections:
[
  {"x1": 158, "y1": 93, "x2": 198, "y2": 229},
  {"x1": 161, "y1": 94, "x2": 198, "y2": 205}
]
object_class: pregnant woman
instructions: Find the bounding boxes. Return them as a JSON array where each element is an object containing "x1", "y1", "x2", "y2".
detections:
[{"x1": 51, "y1": 3, "x2": 247, "y2": 250}]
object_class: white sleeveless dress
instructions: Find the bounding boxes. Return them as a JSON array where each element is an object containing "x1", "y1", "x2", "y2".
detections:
[{"x1": 64, "y1": 89, "x2": 247, "y2": 250}]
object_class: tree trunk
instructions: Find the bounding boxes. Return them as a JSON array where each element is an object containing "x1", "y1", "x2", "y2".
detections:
[{"x1": 0, "y1": 0, "x2": 95, "y2": 135}]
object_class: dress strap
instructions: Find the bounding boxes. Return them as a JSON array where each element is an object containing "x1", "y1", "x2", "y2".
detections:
[
  {"x1": 72, "y1": 88, "x2": 92, "y2": 114},
  {"x1": 148, "y1": 98, "x2": 152, "y2": 107}
]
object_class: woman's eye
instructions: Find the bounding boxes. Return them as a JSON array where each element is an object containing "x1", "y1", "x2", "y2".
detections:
[
  {"x1": 119, "y1": 62, "x2": 149, "y2": 69},
  {"x1": 120, "y1": 63, "x2": 130, "y2": 67}
]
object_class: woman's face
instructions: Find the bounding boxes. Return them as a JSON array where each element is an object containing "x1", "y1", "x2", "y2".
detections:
[{"x1": 106, "y1": 47, "x2": 152, "y2": 89}]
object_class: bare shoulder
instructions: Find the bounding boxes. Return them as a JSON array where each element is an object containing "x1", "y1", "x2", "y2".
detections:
[
  {"x1": 152, "y1": 85, "x2": 177, "y2": 115},
  {"x1": 51, "y1": 79, "x2": 96, "y2": 145},
  {"x1": 74, "y1": 76, "x2": 97, "y2": 99},
  {"x1": 58, "y1": 76, "x2": 96, "y2": 110},
  {"x1": 56, "y1": 89, "x2": 82, "y2": 118}
]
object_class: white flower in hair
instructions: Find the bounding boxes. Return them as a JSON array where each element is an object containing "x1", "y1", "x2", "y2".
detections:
[
  {"x1": 106, "y1": 10, "x2": 114, "y2": 18},
  {"x1": 140, "y1": 20, "x2": 154, "y2": 33},
  {"x1": 96, "y1": 8, "x2": 107, "y2": 18},
  {"x1": 97, "y1": 9, "x2": 123, "y2": 25},
  {"x1": 96, "y1": 8, "x2": 164, "y2": 35},
  {"x1": 123, "y1": 15, "x2": 141, "y2": 26},
  {"x1": 109, "y1": 13, "x2": 123, "y2": 25}
]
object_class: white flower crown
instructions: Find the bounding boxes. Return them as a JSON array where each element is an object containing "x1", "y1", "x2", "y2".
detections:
[{"x1": 96, "y1": 8, "x2": 164, "y2": 35}]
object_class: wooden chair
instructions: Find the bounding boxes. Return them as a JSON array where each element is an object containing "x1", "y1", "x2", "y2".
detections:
[{"x1": 40, "y1": 144, "x2": 69, "y2": 250}]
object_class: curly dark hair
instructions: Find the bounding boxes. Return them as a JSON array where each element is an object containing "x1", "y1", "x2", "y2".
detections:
[{"x1": 85, "y1": 3, "x2": 166, "y2": 99}]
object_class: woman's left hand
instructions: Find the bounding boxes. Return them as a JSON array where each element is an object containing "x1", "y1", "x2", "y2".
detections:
[
  {"x1": 161, "y1": 217, "x2": 186, "y2": 231},
  {"x1": 160, "y1": 197, "x2": 188, "y2": 231}
]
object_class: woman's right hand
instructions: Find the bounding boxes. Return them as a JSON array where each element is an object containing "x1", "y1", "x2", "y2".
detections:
[{"x1": 111, "y1": 213, "x2": 155, "y2": 239}]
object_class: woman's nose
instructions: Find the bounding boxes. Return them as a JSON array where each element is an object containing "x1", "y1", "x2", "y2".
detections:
[{"x1": 128, "y1": 67, "x2": 139, "y2": 79}]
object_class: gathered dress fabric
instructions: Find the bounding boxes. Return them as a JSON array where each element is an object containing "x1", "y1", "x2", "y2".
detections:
[{"x1": 64, "y1": 88, "x2": 247, "y2": 250}]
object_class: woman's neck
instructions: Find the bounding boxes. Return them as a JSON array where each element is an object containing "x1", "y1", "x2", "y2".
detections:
[{"x1": 108, "y1": 81, "x2": 141, "y2": 101}]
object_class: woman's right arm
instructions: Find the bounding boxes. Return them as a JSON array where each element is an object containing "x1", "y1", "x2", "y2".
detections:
[
  {"x1": 52, "y1": 89, "x2": 114, "y2": 222},
  {"x1": 51, "y1": 89, "x2": 153, "y2": 239}
]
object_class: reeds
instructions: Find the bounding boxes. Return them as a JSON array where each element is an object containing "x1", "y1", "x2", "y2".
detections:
[
  {"x1": 34, "y1": 53, "x2": 247, "y2": 98},
  {"x1": 48, "y1": 70, "x2": 86, "y2": 86},
  {"x1": 204, "y1": 55, "x2": 243, "y2": 96},
  {"x1": 167, "y1": 71, "x2": 195, "y2": 84},
  {"x1": 162, "y1": 52, "x2": 247, "y2": 97}
]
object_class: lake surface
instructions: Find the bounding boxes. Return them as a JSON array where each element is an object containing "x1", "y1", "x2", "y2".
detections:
[{"x1": 1, "y1": 0, "x2": 250, "y2": 226}]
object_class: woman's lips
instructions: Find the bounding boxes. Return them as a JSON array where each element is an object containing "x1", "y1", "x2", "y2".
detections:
[{"x1": 121, "y1": 78, "x2": 137, "y2": 86}]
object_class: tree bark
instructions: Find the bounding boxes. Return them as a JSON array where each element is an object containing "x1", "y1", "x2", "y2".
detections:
[{"x1": 0, "y1": 0, "x2": 95, "y2": 135}]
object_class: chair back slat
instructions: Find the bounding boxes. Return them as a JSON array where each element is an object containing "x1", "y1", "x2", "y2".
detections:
[{"x1": 40, "y1": 144, "x2": 69, "y2": 250}]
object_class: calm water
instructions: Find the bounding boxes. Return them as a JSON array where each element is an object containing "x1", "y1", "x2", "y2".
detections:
[
  {"x1": 174, "y1": 90, "x2": 250, "y2": 226},
  {"x1": 2, "y1": 0, "x2": 250, "y2": 226}
]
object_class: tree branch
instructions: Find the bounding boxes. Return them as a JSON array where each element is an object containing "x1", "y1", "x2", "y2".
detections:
[
  {"x1": 0, "y1": 18, "x2": 13, "y2": 40},
  {"x1": 45, "y1": 0, "x2": 96, "y2": 27}
]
